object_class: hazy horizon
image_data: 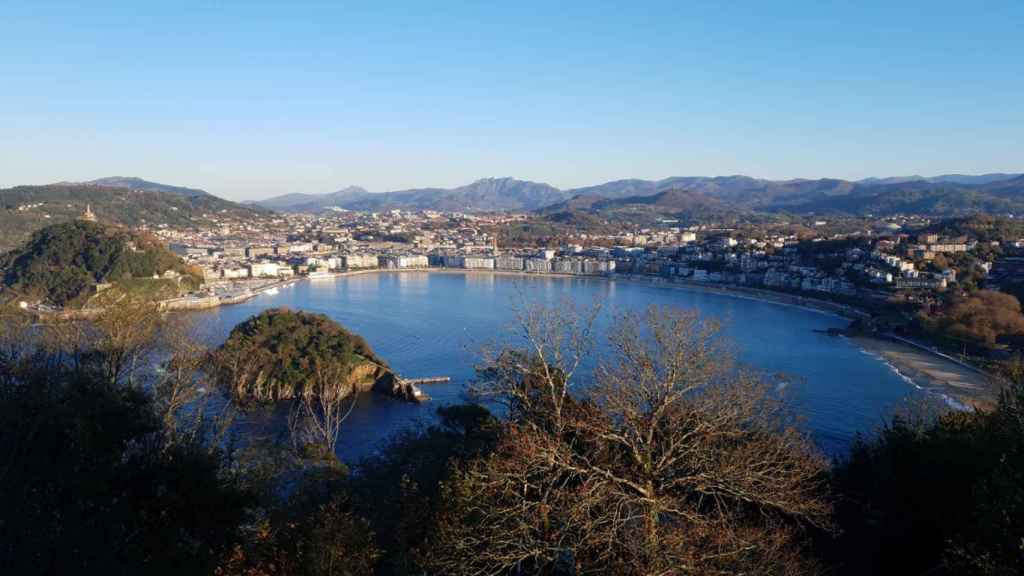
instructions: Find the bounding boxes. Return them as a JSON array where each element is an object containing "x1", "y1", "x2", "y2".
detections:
[
  {"x1": 8, "y1": 171, "x2": 1024, "y2": 204},
  {"x1": 2, "y1": 1, "x2": 1022, "y2": 201}
]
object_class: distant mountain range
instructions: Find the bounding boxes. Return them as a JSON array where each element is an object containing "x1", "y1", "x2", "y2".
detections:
[
  {"x1": 256, "y1": 178, "x2": 565, "y2": 213},
  {"x1": 61, "y1": 176, "x2": 213, "y2": 198},
  {"x1": 858, "y1": 173, "x2": 1023, "y2": 187},
  {"x1": 3, "y1": 171, "x2": 1023, "y2": 252},
  {"x1": 254, "y1": 186, "x2": 371, "y2": 211},
  {"x1": 540, "y1": 189, "x2": 741, "y2": 224},
  {"x1": 254, "y1": 172, "x2": 1024, "y2": 217}
]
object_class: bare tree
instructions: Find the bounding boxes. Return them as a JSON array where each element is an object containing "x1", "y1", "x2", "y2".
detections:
[
  {"x1": 150, "y1": 314, "x2": 238, "y2": 453},
  {"x1": 0, "y1": 305, "x2": 36, "y2": 387},
  {"x1": 39, "y1": 303, "x2": 166, "y2": 387},
  {"x1": 289, "y1": 357, "x2": 359, "y2": 461},
  {"x1": 93, "y1": 302, "x2": 165, "y2": 387},
  {"x1": 473, "y1": 297, "x2": 600, "y2": 433},
  {"x1": 426, "y1": 304, "x2": 831, "y2": 576},
  {"x1": 39, "y1": 313, "x2": 91, "y2": 374}
]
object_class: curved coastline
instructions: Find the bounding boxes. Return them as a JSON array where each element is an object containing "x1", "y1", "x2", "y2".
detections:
[
  {"x1": 195, "y1": 267, "x2": 1003, "y2": 459},
  {"x1": 292, "y1": 267, "x2": 866, "y2": 319},
  {"x1": 218, "y1": 268, "x2": 1000, "y2": 409}
]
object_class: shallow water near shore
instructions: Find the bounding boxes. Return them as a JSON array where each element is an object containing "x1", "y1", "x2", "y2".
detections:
[{"x1": 192, "y1": 271, "x2": 930, "y2": 460}]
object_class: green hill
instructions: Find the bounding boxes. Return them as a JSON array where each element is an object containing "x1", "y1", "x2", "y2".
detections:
[
  {"x1": 0, "y1": 220, "x2": 199, "y2": 307},
  {"x1": 81, "y1": 176, "x2": 212, "y2": 197},
  {"x1": 0, "y1": 183, "x2": 272, "y2": 251},
  {"x1": 539, "y1": 189, "x2": 751, "y2": 226},
  {"x1": 212, "y1": 308, "x2": 392, "y2": 403}
]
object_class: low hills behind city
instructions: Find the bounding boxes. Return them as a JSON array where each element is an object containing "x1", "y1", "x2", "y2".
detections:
[{"x1": 3, "y1": 172, "x2": 1024, "y2": 251}]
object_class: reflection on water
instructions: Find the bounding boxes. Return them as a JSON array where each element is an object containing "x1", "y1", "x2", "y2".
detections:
[{"x1": 194, "y1": 272, "x2": 919, "y2": 462}]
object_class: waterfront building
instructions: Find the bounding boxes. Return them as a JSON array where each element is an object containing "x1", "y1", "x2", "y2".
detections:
[
  {"x1": 341, "y1": 254, "x2": 379, "y2": 269},
  {"x1": 442, "y1": 255, "x2": 465, "y2": 268},
  {"x1": 495, "y1": 255, "x2": 525, "y2": 271},
  {"x1": 463, "y1": 256, "x2": 495, "y2": 270},
  {"x1": 524, "y1": 256, "x2": 552, "y2": 273},
  {"x1": 249, "y1": 262, "x2": 280, "y2": 277},
  {"x1": 379, "y1": 254, "x2": 429, "y2": 269},
  {"x1": 582, "y1": 259, "x2": 615, "y2": 275}
]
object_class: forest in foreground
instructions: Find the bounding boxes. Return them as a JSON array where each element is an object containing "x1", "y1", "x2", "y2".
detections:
[{"x1": 0, "y1": 302, "x2": 1021, "y2": 576}]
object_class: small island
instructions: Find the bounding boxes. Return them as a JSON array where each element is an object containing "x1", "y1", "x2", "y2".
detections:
[{"x1": 211, "y1": 308, "x2": 426, "y2": 403}]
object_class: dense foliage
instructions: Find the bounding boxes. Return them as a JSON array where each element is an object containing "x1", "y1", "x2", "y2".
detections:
[
  {"x1": 0, "y1": 220, "x2": 193, "y2": 306},
  {"x1": 828, "y1": 381, "x2": 1024, "y2": 575},
  {"x1": 212, "y1": 308, "x2": 386, "y2": 402},
  {"x1": 3, "y1": 300, "x2": 1022, "y2": 575},
  {"x1": 927, "y1": 214, "x2": 1024, "y2": 243},
  {"x1": 0, "y1": 308, "x2": 252, "y2": 575},
  {"x1": 918, "y1": 290, "x2": 1024, "y2": 347}
]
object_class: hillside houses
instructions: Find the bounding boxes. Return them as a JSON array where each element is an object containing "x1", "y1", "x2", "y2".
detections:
[{"x1": 156, "y1": 206, "x2": 1000, "y2": 307}]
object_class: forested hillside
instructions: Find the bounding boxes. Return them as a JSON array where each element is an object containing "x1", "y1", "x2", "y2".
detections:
[
  {"x1": 0, "y1": 220, "x2": 197, "y2": 306},
  {"x1": 0, "y1": 184, "x2": 270, "y2": 250}
]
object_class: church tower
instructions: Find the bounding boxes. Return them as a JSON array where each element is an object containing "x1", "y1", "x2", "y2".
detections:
[{"x1": 81, "y1": 204, "x2": 97, "y2": 222}]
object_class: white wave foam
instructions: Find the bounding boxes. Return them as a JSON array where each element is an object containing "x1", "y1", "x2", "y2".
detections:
[{"x1": 861, "y1": 347, "x2": 969, "y2": 411}]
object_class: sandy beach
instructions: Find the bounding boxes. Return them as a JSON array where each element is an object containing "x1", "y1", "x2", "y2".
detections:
[{"x1": 850, "y1": 335, "x2": 1000, "y2": 410}]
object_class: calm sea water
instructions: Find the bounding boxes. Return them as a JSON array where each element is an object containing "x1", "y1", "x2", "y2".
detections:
[{"x1": 193, "y1": 272, "x2": 918, "y2": 461}]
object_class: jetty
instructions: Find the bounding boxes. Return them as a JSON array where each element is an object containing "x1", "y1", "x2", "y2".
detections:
[
  {"x1": 403, "y1": 376, "x2": 451, "y2": 385},
  {"x1": 382, "y1": 375, "x2": 450, "y2": 403}
]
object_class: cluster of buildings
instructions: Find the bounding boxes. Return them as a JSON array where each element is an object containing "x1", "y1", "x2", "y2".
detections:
[{"x1": 153, "y1": 207, "x2": 998, "y2": 307}]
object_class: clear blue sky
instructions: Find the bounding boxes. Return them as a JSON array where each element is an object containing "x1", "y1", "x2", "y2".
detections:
[{"x1": 2, "y1": 1, "x2": 1021, "y2": 200}]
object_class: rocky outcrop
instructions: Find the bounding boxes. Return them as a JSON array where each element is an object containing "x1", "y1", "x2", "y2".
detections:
[
  {"x1": 335, "y1": 359, "x2": 430, "y2": 403},
  {"x1": 370, "y1": 370, "x2": 429, "y2": 403},
  {"x1": 349, "y1": 361, "x2": 391, "y2": 393}
]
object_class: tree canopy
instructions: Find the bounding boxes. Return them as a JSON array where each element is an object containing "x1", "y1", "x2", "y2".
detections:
[
  {"x1": 829, "y1": 379, "x2": 1024, "y2": 575},
  {"x1": 212, "y1": 308, "x2": 387, "y2": 403},
  {"x1": 0, "y1": 220, "x2": 192, "y2": 306},
  {"x1": 920, "y1": 290, "x2": 1024, "y2": 346}
]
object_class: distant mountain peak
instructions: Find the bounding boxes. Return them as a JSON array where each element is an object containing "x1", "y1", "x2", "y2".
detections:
[
  {"x1": 79, "y1": 176, "x2": 212, "y2": 198},
  {"x1": 858, "y1": 173, "x2": 1022, "y2": 186},
  {"x1": 334, "y1": 185, "x2": 369, "y2": 194}
]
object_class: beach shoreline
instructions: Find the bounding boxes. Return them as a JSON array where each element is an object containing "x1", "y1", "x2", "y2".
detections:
[
  {"x1": 173, "y1": 268, "x2": 1003, "y2": 408},
  {"x1": 299, "y1": 269, "x2": 1004, "y2": 408},
  {"x1": 849, "y1": 334, "x2": 998, "y2": 411}
]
